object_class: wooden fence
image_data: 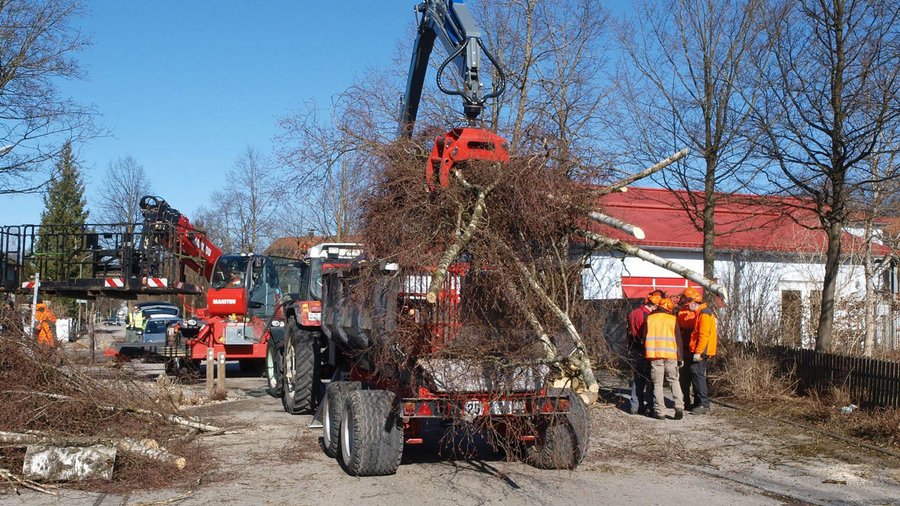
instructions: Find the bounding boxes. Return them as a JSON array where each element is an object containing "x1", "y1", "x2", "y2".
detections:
[{"x1": 751, "y1": 345, "x2": 900, "y2": 408}]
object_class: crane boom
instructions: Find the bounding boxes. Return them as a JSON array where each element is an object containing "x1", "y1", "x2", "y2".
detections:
[
  {"x1": 139, "y1": 196, "x2": 222, "y2": 282},
  {"x1": 398, "y1": 0, "x2": 506, "y2": 137}
]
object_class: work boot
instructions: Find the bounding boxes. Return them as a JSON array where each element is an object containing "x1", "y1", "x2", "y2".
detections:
[
  {"x1": 674, "y1": 409, "x2": 684, "y2": 420},
  {"x1": 629, "y1": 406, "x2": 638, "y2": 415},
  {"x1": 691, "y1": 405, "x2": 710, "y2": 415},
  {"x1": 653, "y1": 412, "x2": 665, "y2": 420},
  {"x1": 637, "y1": 406, "x2": 648, "y2": 416}
]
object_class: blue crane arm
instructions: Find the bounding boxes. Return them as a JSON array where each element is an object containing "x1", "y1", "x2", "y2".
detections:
[{"x1": 398, "y1": 0, "x2": 505, "y2": 137}]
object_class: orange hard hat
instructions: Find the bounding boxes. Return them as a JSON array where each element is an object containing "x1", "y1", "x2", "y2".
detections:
[
  {"x1": 658, "y1": 298, "x2": 674, "y2": 312},
  {"x1": 682, "y1": 287, "x2": 702, "y2": 302},
  {"x1": 648, "y1": 294, "x2": 662, "y2": 306}
]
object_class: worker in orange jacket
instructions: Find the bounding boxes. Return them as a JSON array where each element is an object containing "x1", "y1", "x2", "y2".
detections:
[
  {"x1": 685, "y1": 288, "x2": 717, "y2": 414},
  {"x1": 677, "y1": 289, "x2": 698, "y2": 407},
  {"x1": 34, "y1": 298, "x2": 57, "y2": 347},
  {"x1": 641, "y1": 297, "x2": 685, "y2": 420}
]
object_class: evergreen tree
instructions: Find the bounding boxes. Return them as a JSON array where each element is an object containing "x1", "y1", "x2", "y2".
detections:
[{"x1": 35, "y1": 142, "x2": 89, "y2": 282}]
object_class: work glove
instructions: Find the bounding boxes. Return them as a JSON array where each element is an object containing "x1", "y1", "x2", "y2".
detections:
[{"x1": 693, "y1": 353, "x2": 702, "y2": 362}]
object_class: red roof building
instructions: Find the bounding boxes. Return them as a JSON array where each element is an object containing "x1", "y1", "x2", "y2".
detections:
[
  {"x1": 582, "y1": 187, "x2": 898, "y2": 349},
  {"x1": 591, "y1": 187, "x2": 891, "y2": 256}
]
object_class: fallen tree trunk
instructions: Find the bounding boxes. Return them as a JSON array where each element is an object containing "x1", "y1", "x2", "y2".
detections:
[
  {"x1": 426, "y1": 173, "x2": 498, "y2": 304},
  {"x1": 0, "y1": 431, "x2": 186, "y2": 470},
  {"x1": 502, "y1": 244, "x2": 599, "y2": 405},
  {"x1": 588, "y1": 211, "x2": 645, "y2": 240},
  {"x1": 23, "y1": 444, "x2": 116, "y2": 482},
  {"x1": 579, "y1": 229, "x2": 728, "y2": 301}
]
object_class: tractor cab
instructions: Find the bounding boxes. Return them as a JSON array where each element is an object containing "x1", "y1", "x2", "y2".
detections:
[{"x1": 208, "y1": 254, "x2": 280, "y2": 319}]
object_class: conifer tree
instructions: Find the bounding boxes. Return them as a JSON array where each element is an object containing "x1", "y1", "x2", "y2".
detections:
[{"x1": 36, "y1": 142, "x2": 89, "y2": 282}]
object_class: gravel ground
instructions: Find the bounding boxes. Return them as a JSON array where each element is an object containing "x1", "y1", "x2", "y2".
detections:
[{"x1": 3, "y1": 365, "x2": 899, "y2": 505}]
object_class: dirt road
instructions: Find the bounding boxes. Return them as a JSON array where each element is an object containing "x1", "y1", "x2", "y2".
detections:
[{"x1": 4, "y1": 368, "x2": 900, "y2": 505}]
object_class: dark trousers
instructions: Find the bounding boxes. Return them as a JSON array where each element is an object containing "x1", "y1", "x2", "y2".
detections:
[
  {"x1": 689, "y1": 358, "x2": 710, "y2": 408},
  {"x1": 679, "y1": 361, "x2": 693, "y2": 408},
  {"x1": 629, "y1": 355, "x2": 652, "y2": 412}
]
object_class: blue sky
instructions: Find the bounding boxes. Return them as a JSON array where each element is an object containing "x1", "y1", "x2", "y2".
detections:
[{"x1": 2, "y1": 0, "x2": 414, "y2": 224}]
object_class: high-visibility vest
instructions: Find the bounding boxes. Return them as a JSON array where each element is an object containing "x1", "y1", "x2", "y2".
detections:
[
  {"x1": 645, "y1": 312, "x2": 679, "y2": 360},
  {"x1": 133, "y1": 311, "x2": 144, "y2": 330}
]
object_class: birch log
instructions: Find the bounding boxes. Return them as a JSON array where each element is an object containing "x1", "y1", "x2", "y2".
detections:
[
  {"x1": 596, "y1": 148, "x2": 689, "y2": 196},
  {"x1": 426, "y1": 177, "x2": 498, "y2": 304},
  {"x1": 588, "y1": 212, "x2": 645, "y2": 239},
  {"x1": 502, "y1": 246, "x2": 599, "y2": 404},
  {"x1": 0, "y1": 432, "x2": 186, "y2": 469},
  {"x1": 579, "y1": 229, "x2": 728, "y2": 301}
]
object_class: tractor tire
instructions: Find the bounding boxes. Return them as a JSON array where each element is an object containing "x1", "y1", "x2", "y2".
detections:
[
  {"x1": 265, "y1": 338, "x2": 284, "y2": 398},
  {"x1": 322, "y1": 381, "x2": 361, "y2": 458},
  {"x1": 526, "y1": 390, "x2": 590, "y2": 470},
  {"x1": 282, "y1": 317, "x2": 319, "y2": 415},
  {"x1": 339, "y1": 390, "x2": 403, "y2": 476}
]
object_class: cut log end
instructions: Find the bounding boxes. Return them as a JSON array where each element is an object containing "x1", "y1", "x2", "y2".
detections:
[
  {"x1": 175, "y1": 457, "x2": 186, "y2": 470},
  {"x1": 426, "y1": 292, "x2": 437, "y2": 304},
  {"x1": 633, "y1": 227, "x2": 645, "y2": 240}
]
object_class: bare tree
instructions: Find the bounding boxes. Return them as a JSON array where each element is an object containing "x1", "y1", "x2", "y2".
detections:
[
  {"x1": 616, "y1": 0, "x2": 764, "y2": 282},
  {"x1": 0, "y1": 0, "x2": 97, "y2": 195},
  {"x1": 194, "y1": 147, "x2": 283, "y2": 254},
  {"x1": 751, "y1": 0, "x2": 900, "y2": 352},
  {"x1": 856, "y1": 132, "x2": 899, "y2": 356},
  {"x1": 276, "y1": 97, "x2": 374, "y2": 240},
  {"x1": 95, "y1": 156, "x2": 153, "y2": 224}
]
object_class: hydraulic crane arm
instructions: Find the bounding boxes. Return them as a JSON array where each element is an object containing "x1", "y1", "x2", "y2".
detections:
[
  {"x1": 398, "y1": 0, "x2": 506, "y2": 137},
  {"x1": 139, "y1": 196, "x2": 222, "y2": 282}
]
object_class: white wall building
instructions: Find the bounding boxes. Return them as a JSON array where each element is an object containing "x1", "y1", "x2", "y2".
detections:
[{"x1": 582, "y1": 188, "x2": 898, "y2": 351}]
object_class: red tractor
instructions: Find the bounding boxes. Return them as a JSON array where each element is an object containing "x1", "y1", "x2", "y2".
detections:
[{"x1": 264, "y1": 242, "x2": 362, "y2": 413}]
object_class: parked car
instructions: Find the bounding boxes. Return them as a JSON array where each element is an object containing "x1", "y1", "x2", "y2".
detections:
[{"x1": 141, "y1": 316, "x2": 182, "y2": 343}]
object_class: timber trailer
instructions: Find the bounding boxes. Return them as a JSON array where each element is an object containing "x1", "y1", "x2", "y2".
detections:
[{"x1": 282, "y1": 0, "x2": 589, "y2": 476}]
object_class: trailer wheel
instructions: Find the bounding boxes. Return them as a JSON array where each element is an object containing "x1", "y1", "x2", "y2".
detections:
[
  {"x1": 340, "y1": 390, "x2": 403, "y2": 476},
  {"x1": 282, "y1": 317, "x2": 319, "y2": 415},
  {"x1": 322, "y1": 381, "x2": 361, "y2": 458},
  {"x1": 265, "y1": 338, "x2": 284, "y2": 397},
  {"x1": 526, "y1": 390, "x2": 590, "y2": 470}
]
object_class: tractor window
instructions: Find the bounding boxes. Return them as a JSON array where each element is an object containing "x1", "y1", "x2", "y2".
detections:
[
  {"x1": 309, "y1": 259, "x2": 323, "y2": 300},
  {"x1": 211, "y1": 256, "x2": 249, "y2": 289},
  {"x1": 248, "y1": 257, "x2": 279, "y2": 317}
]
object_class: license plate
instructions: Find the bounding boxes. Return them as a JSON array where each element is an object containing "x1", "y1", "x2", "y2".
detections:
[
  {"x1": 490, "y1": 400, "x2": 526, "y2": 415},
  {"x1": 463, "y1": 400, "x2": 484, "y2": 417}
]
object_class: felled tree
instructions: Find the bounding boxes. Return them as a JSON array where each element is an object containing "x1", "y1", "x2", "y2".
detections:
[{"x1": 359, "y1": 139, "x2": 722, "y2": 405}]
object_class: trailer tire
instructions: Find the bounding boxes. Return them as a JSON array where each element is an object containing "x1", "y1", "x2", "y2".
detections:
[
  {"x1": 282, "y1": 317, "x2": 319, "y2": 415},
  {"x1": 340, "y1": 390, "x2": 403, "y2": 476},
  {"x1": 265, "y1": 338, "x2": 284, "y2": 397},
  {"x1": 526, "y1": 390, "x2": 590, "y2": 470},
  {"x1": 322, "y1": 381, "x2": 361, "y2": 458}
]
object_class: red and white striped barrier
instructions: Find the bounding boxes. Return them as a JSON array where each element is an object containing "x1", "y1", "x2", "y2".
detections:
[
  {"x1": 104, "y1": 278, "x2": 125, "y2": 288},
  {"x1": 21, "y1": 281, "x2": 36, "y2": 289},
  {"x1": 142, "y1": 277, "x2": 168, "y2": 288}
]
